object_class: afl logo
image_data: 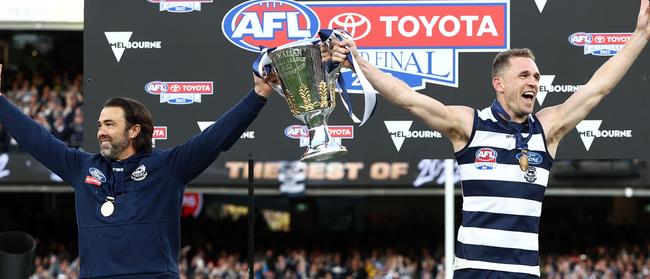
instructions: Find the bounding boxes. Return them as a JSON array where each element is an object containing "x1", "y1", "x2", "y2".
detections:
[
  {"x1": 328, "y1": 13, "x2": 371, "y2": 40},
  {"x1": 569, "y1": 32, "x2": 592, "y2": 46},
  {"x1": 222, "y1": 0, "x2": 320, "y2": 52},
  {"x1": 475, "y1": 148, "x2": 497, "y2": 170},
  {"x1": 145, "y1": 81, "x2": 169, "y2": 94},
  {"x1": 284, "y1": 125, "x2": 308, "y2": 139}
]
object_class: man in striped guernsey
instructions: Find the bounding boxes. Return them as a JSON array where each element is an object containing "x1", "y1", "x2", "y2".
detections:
[{"x1": 324, "y1": 0, "x2": 650, "y2": 277}]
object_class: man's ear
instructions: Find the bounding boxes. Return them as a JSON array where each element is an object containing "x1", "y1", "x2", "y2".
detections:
[
  {"x1": 492, "y1": 76, "x2": 504, "y2": 92},
  {"x1": 129, "y1": 124, "x2": 141, "y2": 140}
]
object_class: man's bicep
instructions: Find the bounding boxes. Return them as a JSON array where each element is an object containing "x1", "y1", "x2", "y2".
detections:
[
  {"x1": 410, "y1": 97, "x2": 473, "y2": 140},
  {"x1": 539, "y1": 85, "x2": 604, "y2": 142},
  {"x1": 408, "y1": 94, "x2": 448, "y2": 126}
]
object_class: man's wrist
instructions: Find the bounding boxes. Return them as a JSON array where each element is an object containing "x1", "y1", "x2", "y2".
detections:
[{"x1": 254, "y1": 86, "x2": 271, "y2": 99}]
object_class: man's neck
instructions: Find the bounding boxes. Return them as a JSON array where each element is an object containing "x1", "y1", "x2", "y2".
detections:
[
  {"x1": 496, "y1": 99, "x2": 527, "y2": 123},
  {"x1": 116, "y1": 147, "x2": 137, "y2": 161}
]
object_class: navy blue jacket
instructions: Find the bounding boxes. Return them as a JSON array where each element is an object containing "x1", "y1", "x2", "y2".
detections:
[{"x1": 0, "y1": 90, "x2": 266, "y2": 278}]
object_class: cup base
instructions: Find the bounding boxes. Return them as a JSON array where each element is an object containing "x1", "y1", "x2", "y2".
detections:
[{"x1": 301, "y1": 145, "x2": 347, "y2": 162}]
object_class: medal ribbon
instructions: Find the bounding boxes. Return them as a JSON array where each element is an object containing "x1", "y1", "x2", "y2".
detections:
[{"x1": 490, "y1": 100, "x2": 535, "y2": 150}]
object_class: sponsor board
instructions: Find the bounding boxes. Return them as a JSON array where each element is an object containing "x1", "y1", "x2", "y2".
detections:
[
  {"x1": 575, "y1": 120, "x2": 633, "y2": 151},
  {"x1": 197, "y1": 122, "x2": 255, "y2": 139},
  {"x1": 412, "y1": 159, "x2": 460, "y2": 187},
  {"x1": 285, "y1": 125, "x2": 354, "y2": 147},
  {"x1": 537, "y1": 75, "x2": 584, "y2": 106},
  {"x1": 152, "y1": 126, "x2": 167, "y2": 147},
  {"x1": 384, "y1": 121, "x2": 442, "y2": 151},
  {"x1": 104, "y1": 32, "x2": 162, "y2": 62},
  {"x1": 225, "y1": 161, "x2": 409, "y2": 181},
  {"x1": 147, "y1": 0, "x2": 212, "y2": 13},
  {"x1": 222, "y1": 0, "x2": 509, "y2": 90},
  {"x1": 145, "y1": 81, "x2": 213, "y2": 105},
  {"x1": 569, "y1": 32, "x2": 631, "y2": 56}
]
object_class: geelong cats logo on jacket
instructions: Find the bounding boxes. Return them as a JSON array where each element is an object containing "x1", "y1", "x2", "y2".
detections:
[{"x1": 131, "y1": 164, "x2": 148, "y2": 181}]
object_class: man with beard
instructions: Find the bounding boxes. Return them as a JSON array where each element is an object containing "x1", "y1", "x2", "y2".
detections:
[
  {"x1": 0, "y1": 64, "x2": 274, "y2": 278},
  {"x1": 323, "y1": 0, "x2": 649, "y2": 278}
]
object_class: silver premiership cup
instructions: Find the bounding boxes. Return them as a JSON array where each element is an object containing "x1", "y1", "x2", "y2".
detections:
[{"x1": 268, "y1": 45, "x2": 347, "y2": 162}]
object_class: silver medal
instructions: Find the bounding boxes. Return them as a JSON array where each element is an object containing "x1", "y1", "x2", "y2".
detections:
[{"x1": 101, "y1": 197, "x2": 115, "y2": 217}]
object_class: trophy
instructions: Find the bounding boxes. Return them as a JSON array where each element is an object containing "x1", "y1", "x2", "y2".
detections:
[
  {"x1": 269, "y1": 44, "x2": 345, "y2": 162},
  {"x1": 254, "y1": 29, "x2": 376, "y2": 162}
]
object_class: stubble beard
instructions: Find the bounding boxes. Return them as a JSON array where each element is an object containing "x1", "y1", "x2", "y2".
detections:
[{"x1": 99, "y1": 134, "x2": 129, "y2": 160}]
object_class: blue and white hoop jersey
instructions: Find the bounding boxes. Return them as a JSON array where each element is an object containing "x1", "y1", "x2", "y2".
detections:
[{"x1": 453, "y1": 105, "x2": 553, "y2": 277}]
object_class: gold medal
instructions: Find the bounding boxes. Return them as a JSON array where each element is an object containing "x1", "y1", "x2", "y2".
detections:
[{"x1": 519, "y1": 149, "x2": 529, "y2": 171}]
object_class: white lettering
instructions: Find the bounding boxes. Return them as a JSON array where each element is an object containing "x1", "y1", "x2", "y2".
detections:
[
  {"x1": 181, "y1": 85, "x2": 210, "y2": 92},
  {"x1": 263, "y1": 13, "x2": 286, "y2": 38},
  {"x1": 541, "y1": 84, "x2": 584, "y2": 93},
  {"x1": 398, "y1": 16, "x2": 420, "y2": 38},
  {"x1": 232, "y1": 12, "x2": 264, "y2": 38},
  {"x1": 439, "y1": 15, "x2": 460, "y2": 37},
  {"x1": 580, "y1": 130, "x2": 633, "y2": 137},
  {"x1": 285, "y1": 12, "x2": 312, "y2": 38},
  {"x1": 379, "y1": 15, "x2": 498, "y2": 38},
  {"x1": 380, "y1": 16, "x2": 399, "y2": 37},
  {"x1": 460, "y1": 16, "x2": 479, "y2": 36},
  {"x1": 391, "y1": 130, "x2": 442, "y2": 138},
  {"x1": 607, "y1": 36, "x2": 629, "y2": 43},
  {"x1": 231, "y1": 12, "x2": 311, "y2": 39},
  {"x1": 0, "y1": 153, "x2": 10, "y2": 179},
  {"x1": 113, "y1": 41, "x2": 161, "y2": 49},
  {"x1": 329, "y1": 129, "x2": 351, "y2": 137},
  {"x1": 240, "y1": 131, "x2": 255, "y2": 139},
  {"x1": 413, "y1": 159, "x2": 460, "y2": 187},
  {"x1": 419, "y1": 16, "x2": 439, "y2": 37},
  {"x1": 477, "y1": 16, "x2": 498, "y2": 36}
]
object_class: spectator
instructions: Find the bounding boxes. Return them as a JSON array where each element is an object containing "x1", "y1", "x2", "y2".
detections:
[{"x1": 2, "y1": 68, "x2": 84, "y2": 151}]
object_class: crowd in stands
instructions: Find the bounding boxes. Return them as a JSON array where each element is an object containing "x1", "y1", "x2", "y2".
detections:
[
  {"x1": 28, "y1": 241, "x2": 650, "y2": 279},
  {"x1": 0, "y1": 69, "x2": 84, "y2": 151}
]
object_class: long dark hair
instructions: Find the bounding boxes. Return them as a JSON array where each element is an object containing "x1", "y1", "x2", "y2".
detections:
[{"x1": 102, "y1": 97, "x2": 154, "y2": 153}]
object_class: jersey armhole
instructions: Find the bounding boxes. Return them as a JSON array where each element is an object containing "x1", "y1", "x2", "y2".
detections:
[
  {"x1": 532, "y1": 114, "x2": 555, "y2": 162},
  {"x1": 453, "y1": 110, "x2": 478, "y2": 158}
]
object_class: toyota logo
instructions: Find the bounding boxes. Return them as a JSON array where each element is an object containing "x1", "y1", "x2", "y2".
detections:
[
  {"x1": 328, "y1": 13, "x2": 371, "y2": 40},
  {"x1": 169, "y1": 84, "x2": 182, "y2": 92},
  {"x1": 594, "y1": 35, "x2": 606, "y2": 44}
]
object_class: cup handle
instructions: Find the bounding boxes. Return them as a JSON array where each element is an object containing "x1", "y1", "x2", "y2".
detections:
[
  {"x1": 266, "y1": 72, "x2": 285, "y2": 97},
  {"x1": 272, "y1": 84, "x2": 284, "y2": 97},
  {"x1": 253, "y1": 51, "x2": 285, "y2": 96},
  {"x1": 255, "y1": 53, "x2": 272, "y2": 78},
  {"x1": 320, "y1": 29, "x2": 377, "y2": 126},
  {"x1": 321, "y1": 42, "x2": 343, "y2": 80}
]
